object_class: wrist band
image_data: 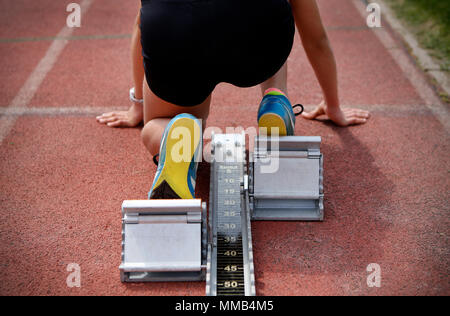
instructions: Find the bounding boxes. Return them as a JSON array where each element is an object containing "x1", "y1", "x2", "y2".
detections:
[{"x1": 129, "y1": 87, "x2": 144, "y2": 104}]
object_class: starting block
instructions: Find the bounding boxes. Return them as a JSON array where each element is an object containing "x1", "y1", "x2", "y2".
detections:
[
  {"x1": 120, "y1": 134, "x2": 324, "y2": 295},
  {"x1": 119, "y1": 199, "x2": 207, "y2": 282},
  {"x1": 250, "y1": 136, "x2": 324, "y2": 221}
]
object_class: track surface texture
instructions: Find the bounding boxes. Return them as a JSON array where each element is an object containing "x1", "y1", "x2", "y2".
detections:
[{"x1": 0, "y1": 0, "x2": 448, "y2": 296}]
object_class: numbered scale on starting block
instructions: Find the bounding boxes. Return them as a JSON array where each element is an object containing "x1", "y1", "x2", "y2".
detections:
[
  {"x1": 206, "y1": 133, "x2": 255, "y2": 296},
  {"x1": 119, "y1": 134, "x2": 324, "y2": 296}
]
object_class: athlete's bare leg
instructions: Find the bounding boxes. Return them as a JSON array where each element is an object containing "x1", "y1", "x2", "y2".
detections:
[
  {"x1": 260, "y1": 62, "x2": 288, "y2": 96},
  {"x1": 141, "y1": 80, "x2": 211, "y2": 156}
]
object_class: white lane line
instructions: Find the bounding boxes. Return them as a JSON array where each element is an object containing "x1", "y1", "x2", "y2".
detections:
[
  {"x1": 0, "y1": 104, "x2": 435, "y2": 117},
  {"x1": 352, "y1": 0, "x2": 449, "y2": 132},
  {"x1": 0, "y1": 33, "x2": 131, "y2": 44},
  {"x1": 210, "y1": 103, "x2": 439, "y2": 114},
  {"x1": 0, "y1": 0, "x2": 94, "y2": 144},
  {"x1": 0, "y1": 106, "x2": 128, "y2": 116}
]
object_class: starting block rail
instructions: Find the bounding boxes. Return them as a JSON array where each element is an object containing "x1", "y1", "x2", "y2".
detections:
[{"x1": 206, "y1": 133, "x2": 255, "y2": 296}]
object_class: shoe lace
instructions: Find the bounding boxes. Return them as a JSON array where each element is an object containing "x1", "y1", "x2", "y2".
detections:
[
  {"x1": 153, "y1": 154, "x2": 159, "y2": 166},
  {"x1": 293, "y1": 104, "x2": 304, "y2": 116}
]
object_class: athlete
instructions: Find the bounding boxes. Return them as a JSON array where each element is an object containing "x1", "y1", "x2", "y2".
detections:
[{"x1": 96, "y1": 0, "x2": 370, "y2": 199}]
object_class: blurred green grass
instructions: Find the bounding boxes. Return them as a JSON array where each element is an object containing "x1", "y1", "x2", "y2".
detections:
[{"x1": 384, "y1": 0, "x2": 450, "y2": 70}]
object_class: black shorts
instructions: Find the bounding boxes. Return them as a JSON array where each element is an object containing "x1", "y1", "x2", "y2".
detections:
[{"x1": 140, "y1": 0, "x2": 295, "y2": 107}]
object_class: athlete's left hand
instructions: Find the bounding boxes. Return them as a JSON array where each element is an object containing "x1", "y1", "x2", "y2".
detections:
[{"x1": 302, "y1": 101, "x2": 370, "y2": 127}]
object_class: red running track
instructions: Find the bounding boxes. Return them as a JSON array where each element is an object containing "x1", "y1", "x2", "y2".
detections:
[{"x1": 0, "y1": 0, "x2": 448, "y2": 295}]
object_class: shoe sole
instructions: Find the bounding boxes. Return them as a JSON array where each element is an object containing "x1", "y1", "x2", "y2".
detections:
[
  {"x1": 150, "y1": 117, "x2": 201, "y2": 200},
  {"x1": 150, "y1": 180, "x2": 183, "y2": 199},
  {"x1": 258, "y1": 113, "x2": 288, "y2": 136}
]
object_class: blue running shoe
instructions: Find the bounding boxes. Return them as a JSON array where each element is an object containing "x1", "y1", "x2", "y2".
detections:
[
  {"x1": 257, "y1": 89, "x2": 303, "y2": 136},
  {"x1": 148, "y1": 114, "x2": 202, "y2": 199}
]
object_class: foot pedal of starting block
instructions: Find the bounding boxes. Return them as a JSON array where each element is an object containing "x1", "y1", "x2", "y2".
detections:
[
  {"x1": 249, "y1": 136, "x2": 324, "y2": 221},
  {"x1": 120, "y1": 199, "x2": 207, "y2": 282}
]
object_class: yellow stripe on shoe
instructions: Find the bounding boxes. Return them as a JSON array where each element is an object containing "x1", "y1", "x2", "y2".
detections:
[
  {"x1": 152, "y1": 117, "x2": 201, "y2": 200},
  {"x1": 258, "y1": 113, "x2": 288, "y2": 136}
]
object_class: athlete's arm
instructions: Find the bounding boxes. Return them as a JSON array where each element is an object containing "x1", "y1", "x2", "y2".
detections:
[
  {"x1": 97, "y1": 8, "x2": 144, "y2": 128},
  {"x1": 289, "y1": 0, "x2": 370, "y2": 126}
]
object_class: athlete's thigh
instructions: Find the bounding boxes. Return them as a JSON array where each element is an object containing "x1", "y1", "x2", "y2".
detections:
[{"x1": 143, "y1": 80, "x2": 211, "y2": 126}]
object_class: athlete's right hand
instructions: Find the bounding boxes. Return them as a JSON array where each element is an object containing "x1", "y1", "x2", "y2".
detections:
[{"x1": 96, "y1": 103, "x2": 143, "y2": 128}]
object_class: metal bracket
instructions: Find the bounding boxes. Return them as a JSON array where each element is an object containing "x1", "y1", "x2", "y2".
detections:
[
  {"x1": 250, "y1": 136, "x2": 324, "y2": 221},
  {"x1": 120, "y1": 199, "x2": 207, "y2": 282}
]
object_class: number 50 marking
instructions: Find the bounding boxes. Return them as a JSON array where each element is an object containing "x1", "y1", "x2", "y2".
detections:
[{"x1": 224, "y1": 281, "x2": 238, "y2": 288}]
